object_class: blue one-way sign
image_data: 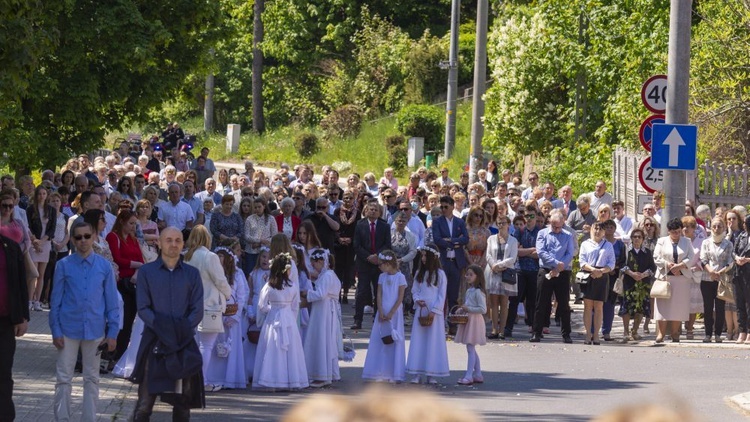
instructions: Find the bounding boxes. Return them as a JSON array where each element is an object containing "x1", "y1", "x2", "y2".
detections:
[{"x1": 650, "y1": 123, "x2": 697, "y2": 170}]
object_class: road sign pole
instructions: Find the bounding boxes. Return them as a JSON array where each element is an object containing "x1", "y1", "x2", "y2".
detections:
[
  {"x1": 443, "y1": 0, "x2": 460, "y2": 160},
  {"x1": 661, "y1": 0, "x2": 692, "y2": 236},
  {"x1": 469, "y1": 0, "x2": 488, "y2": 183}
]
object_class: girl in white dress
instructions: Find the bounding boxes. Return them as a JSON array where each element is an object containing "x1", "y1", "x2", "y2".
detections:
[
  {"x1": 205, "y1": 247, "x2": 250, "y2": 390},
  {"x1": 362, "y1": 250, "x2": 407, "y2": 383},
  {"x1": 252, "y1": 252, "x2": 309, "y2": 390},
  {"x1": 302, "y1": 249, "x2": 342, "y2": 387},
  {"x1": 291, "y1": 243, "x2": 312, "y2": 341},
  {"x1": 406, "y1": 245, "x2": 449, "y2": 384},
  {"x1": 245, "y1": 247, "x2": 270, "y2": 381},
  {"x1": 455, "y1": 265, "x2": 487, "y2": 386}
]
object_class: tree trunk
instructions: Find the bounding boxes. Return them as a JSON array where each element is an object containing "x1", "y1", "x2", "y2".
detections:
[{"x1": 252, "y1": 0, "x2": 265, "y2": 134}]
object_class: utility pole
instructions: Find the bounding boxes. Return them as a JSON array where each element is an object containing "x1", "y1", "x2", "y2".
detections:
[
  {"x1": 443, "y1": 0, "x2": 460, "y2": 159},
  {"x1": 469, "y1": 0, "x2": 488, "y2": 182},
  {"x1": 661, "y1": 0, "x2": 692, "y2": 235},
  {"x1": 204, "y1": 49, "x2": 215, "y2": 133}
]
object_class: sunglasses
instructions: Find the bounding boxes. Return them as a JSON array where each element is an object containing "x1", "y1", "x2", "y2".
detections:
[
  {"x1": 383, "y1": 195, "x2": 393, "y2": 199},
  {"x1": 73, "y1": 234, "x2": 93, "y2": 241},
  {"x1": 644, "y1": 223, "x2": 654, "y2": 227}
]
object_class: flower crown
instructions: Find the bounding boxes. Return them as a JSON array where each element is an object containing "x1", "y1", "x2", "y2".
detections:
[
  {"x1": 378, "y1": 252, "x2": 395, "y2": 261},
  {"x1": 310, "y1": 248, "x2": 328, "y2": 261},
  {"x1": 270, "y1": 252, "x2": 293, "y2": 272},
  {"x1": 259, "y1": 246, "x2": 270, "y2": 253},
  {"x1": 291, "y1": 243, "x2": 305, "y2": 251},
  {"x1": 215, "y1": 246, "x2": 240, "y2": 265},
  {"x1": 417, "y1": 245, "x2": 440, "y2": 258}
]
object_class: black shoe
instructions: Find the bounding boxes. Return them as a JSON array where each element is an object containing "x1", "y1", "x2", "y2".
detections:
[
  {"x1": 487, "y1": 332, "x2": 499, "y2": 339},
  {"x1": 574, "y1": 298, "x2": 583, "y2": 305},
  {"x1": 350, "y1": 323, "x2": 362, "y2": 330},
  {"x1": 340, "y1": 297, "x2": 348, "y2": 304},
  {"x1": 529, "y1": 334, "x2": 541, "y2": 343},
  {"x1": 563, "y1": 335, "x2": 573, "y2": 344},
  {"x1": 702, "y1": 336, "x2": 711, "y2": 343},
  {"x1": 499, "y1": 333, "x2": 506, "y2": 340},
  {"x1": 603, "y1": 334, "x2": 613, "y2": 341}
]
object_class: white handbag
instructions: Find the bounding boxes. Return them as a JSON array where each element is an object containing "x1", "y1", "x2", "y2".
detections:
[{"x1": 199, "y1": 309, "x2": 225, "y2": 333}]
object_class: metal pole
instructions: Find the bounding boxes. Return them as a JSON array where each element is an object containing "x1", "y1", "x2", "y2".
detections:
[
  {"x1": 469, "y1": 0, "x2": 488, "y2": 183},
  {"x1": 661, "y1": 0, "x2": 692, "y2": 235},
  {"x1": 444, "y1": 0, "x2": 460, "y2": 160}
]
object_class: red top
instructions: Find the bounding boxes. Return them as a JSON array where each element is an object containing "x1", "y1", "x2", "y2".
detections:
[
  {"x1": 106, "y1": 232, "x2": 144, "y2": 280},
  {"x1": 0, "y1": 247, "x2": 7, "y2": 316}
]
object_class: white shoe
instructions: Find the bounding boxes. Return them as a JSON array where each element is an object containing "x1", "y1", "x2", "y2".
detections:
[
  {"x1": 364, "y1": 305, "x2": 374, "y2": 314},
  {"x1": 427, "y1": 377, "x2": 438, "y2": 385},
  {"x1": 410, "y1": 376, "x2": 421, "y2": 384},
  {"x1": 33, "y1": 301, "x2": 43, "y2": 311}
]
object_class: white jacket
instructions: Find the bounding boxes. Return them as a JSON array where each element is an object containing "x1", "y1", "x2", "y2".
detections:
[{"x1": 185, "y1": 246, "x2": 232, "y2": 312}]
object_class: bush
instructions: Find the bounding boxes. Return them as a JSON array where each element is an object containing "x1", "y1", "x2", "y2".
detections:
[
  {"x1": 294, "y1": 133, "x2": 320, "y2": 158},
  {"x1": 320, "y1": 105, "x2": 364, "y2": 139},
  {"x1": 395, "y1": 104, "x2": 444, "y2": 152},
  {"x1": 385, "y1": 135, "x2": 407, "y2": 170}
]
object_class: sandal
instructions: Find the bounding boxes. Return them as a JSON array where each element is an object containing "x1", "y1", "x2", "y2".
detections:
[
  {"x1": 472, "y1": 376, "x2": 484, "y2": 384},
  {"x1": 457, "y1": 378, "x2": 474, "y2": 386}
]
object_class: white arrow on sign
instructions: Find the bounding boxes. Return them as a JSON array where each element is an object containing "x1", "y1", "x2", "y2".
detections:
[{"x1": 663, "y1": 128, "x2": 686, "y2": 167}]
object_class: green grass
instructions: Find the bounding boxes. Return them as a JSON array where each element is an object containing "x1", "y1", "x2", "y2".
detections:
[{"x1": 109, "y1": 101, "x2": 475, "y2": 183}]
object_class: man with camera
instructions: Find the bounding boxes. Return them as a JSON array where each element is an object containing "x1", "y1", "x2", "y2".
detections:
[{"x1": 49, "y1": 220, "x2": 119, "y2": 421}]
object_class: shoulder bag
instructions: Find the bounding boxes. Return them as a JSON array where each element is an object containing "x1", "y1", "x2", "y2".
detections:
[
  {"x1": 717, "y1": 273, "x2": 735, "y2": 303},
  {"x1": 199, "y1": 309, "x2": 224, "y2": 333}
]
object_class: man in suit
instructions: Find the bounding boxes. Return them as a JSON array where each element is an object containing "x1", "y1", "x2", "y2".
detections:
[
  {"x1": 432, "y1": 196, "x2": 469, "y2": 334},
  {"x1": 351, "y1": 199, "x2": 392, "y2": 329}
]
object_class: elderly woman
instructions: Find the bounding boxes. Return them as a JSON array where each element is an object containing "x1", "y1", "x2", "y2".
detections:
[
  {"x1": 485, "y1": 215, "x2": 517, "y2": 339},
  {"x1": 653, "y1": 218, "x2": 694, "y2": 343},
  {"x1": 619, "y1": 228, "x2": 656, "y2": 341},
  {"x1": 210, "y1": 194, "x2": 244, "y2": 249},
  {"x1": 579, "y1": 222, "x2": 615, "y2": 345},
  {"x1": 391, "y1": 211, "x2": 418, "y2": 310},
  {"x1": 244, "y1": 197, "x2": 278, "y2": 276},
  {"x1": 637, "y1": 216, "x2": 660, "y2": 252},
  {"x1": 699, "y1": 216, "x2": 734, "y2": 343},
  {"x1": 680, "y1": 216, "x2": 705, "y2": 340},
  {"x1": 275, "y1": 197, "x2": 301, "y2": 240}
]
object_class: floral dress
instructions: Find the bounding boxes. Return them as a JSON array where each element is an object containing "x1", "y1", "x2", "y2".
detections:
[
  {"x1": 466, "y1": 226, "x2": 491, "y2": 267},
  {"x1": 210, "y1": 211, "x2": 244, "y2": 249}
]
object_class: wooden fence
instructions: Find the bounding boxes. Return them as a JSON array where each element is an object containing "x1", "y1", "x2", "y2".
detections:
[
  {"x1": 698, "y1": 160, "x2": 750, "y2": 210},
  {"x1": 613, "y1": 147, "x2": 750, "y2": 217}
]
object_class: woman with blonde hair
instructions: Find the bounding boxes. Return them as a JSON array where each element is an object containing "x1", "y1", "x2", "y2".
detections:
[
  {"x1": 485, "y1": 215, "x2": 517, "y2": 339},
  {"x1": 184, "y1": 225, "x2": 232, "y2": 391}
]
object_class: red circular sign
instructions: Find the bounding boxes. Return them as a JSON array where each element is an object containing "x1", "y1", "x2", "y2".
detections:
[
  {"x1": 638, "y1": 157, "x2": 664, "y2": 193},
  {"x1": 638, "y1": 114, "x2": 665, "y2": 152},
  {"x1": 641, "y1": 75, "x2": 668, "y2": 114}
]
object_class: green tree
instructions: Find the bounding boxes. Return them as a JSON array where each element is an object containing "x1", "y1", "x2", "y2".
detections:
[{"x1": 0, "y1": 0, "x2": 223, "y2": 172}]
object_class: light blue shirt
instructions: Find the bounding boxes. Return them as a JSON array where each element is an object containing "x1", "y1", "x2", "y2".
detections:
[
  {"x1": 579, "y1": 239, "x2": 616, "y2": 269},
  {"x1": 49, "y1": 252, "x2": 120, "y2": 340},
  {"x1": 536, "y1": 227, "x2": 576, "y2": 270}
]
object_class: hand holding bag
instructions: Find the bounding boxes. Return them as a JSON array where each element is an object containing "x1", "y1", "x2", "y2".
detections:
[
  {"x1": 717, "y1": 273, "x2": 735, "y2": 303},
  {"x1": 575, "y1": 271, "x2": 590, "y2": 285}
]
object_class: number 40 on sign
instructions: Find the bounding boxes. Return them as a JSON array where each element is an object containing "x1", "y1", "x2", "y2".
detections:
[{"x1": 641, "y1": 75, "x2": 667, "y2": 114}]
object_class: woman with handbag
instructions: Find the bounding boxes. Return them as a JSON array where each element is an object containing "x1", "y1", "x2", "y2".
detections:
[
  {"x1": 578, "y1": 222, "x2": 615, "y2": 345},
  {"x1": 184, "y1": 225, "x2": 232, "y2": 391},
  {"x1": 652, "y1": 218, "x2": 695, "y2": 343},
  {"x1": 682, "y1": 216, "x2": 705, "y2": 340},
  {"x1": 105, "y1": 210, "x2": 144, "y2": 360},
  {"x1": 26, "y1": 186, "x2": 56, "y2": 312},
  {"x1": 484, "y1": 215, "x2": 518, "y2": 339},
  {"x1": 700, "y1": 217, "x2": 734, "y2": 343}
]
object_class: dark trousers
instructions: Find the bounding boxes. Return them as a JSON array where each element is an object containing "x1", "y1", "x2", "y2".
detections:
[
  {"x1": 116, "y1": 282, "x2": 137, "y2": 360},
  {"x1": 506, "y1": 269, "x2": 538, "y2": 333},
  {"x1": 701, "y1": 281, "x2": 726, "y2": 337},
  {"x1": 354, "y1": 268, "x2": 380, "y2": 323},
  {"x1": 735, "y1": 275, "x2": 750, "y2": 333},
  {"x1": 242, "y1": 253, "x2": 258, "y2": 280},
  {"x1": 443, "y1": 259, "x2": 462, "y2": 313},
  {"x1": 41, "y1": 251, "x2": 66, "y2": 303},
  {"x1": 133, "y1": 360, "x2": 190, "y2": 422},
  {"x1": 533, "y1": 270, "x2": 571, "y2": 336},
  {"x1": 0, "y1": 318, "x2": 16, "y2": 422}
]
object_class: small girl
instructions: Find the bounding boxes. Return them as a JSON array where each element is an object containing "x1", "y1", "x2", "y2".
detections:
[
  {"x1": 362, "y1": 250, "x2": 407, "y2": 383},
  {"x1": 302, "y1": 249, "x2": 342, "y2": 388},
  {"x1": 205, "y1": 247, "x2": 249, "y2": 391},
  {"x1": 252, "y1": 252, "x2": 309, "y2": 390},
  {"x1": 454, "y1": 264, "x2": 487, "y2": 386},
  {"x1": 292, "y1": 243, "x2": 312, "y2": 342},
  {"x1": 245, "y1": 247, "x2": 270, "y2": 381},
  {"x1": 406, "y1": 245, "x2": 450, "y2": 384}
]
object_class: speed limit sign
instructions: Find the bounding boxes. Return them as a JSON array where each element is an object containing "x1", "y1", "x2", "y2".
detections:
[
  {"x1": 641, "y1": 75, "x2": 667, "y2": 113},
  {"x1": 638, "y1": 157, "x2": 664, "y2": 193}
]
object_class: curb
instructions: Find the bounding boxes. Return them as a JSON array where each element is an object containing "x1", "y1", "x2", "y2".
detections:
[{"x1": 727, "y1": 392, "x2": 750, "y2": 417}]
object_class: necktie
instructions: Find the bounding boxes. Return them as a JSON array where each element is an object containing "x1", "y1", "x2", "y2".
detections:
[
  {"x1": 672, "y1": 242, "x2": 679, "y2": 263},
  {"x1": 370, "y1": 222, "x2": 376, "y2": 254}
]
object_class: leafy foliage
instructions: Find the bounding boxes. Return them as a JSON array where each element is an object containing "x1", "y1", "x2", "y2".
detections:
[
  {"x1": 294, "y1": 132, "x2": 320, "y2": 158},
  {"x1": 320, "y1": 105, "x2": 364, "y2": 140},
  {"x1": 395, "y1": 104, "x2": 445, "y2": 152},
  {"x1": 384, "y1": 135, "x2": 408, "y2": 170}
]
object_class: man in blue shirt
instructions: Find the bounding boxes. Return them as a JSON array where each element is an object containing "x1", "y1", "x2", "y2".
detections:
[
  {"x1": 530, "y1": 210, "x2": 576, "y2": 343},
  {"x1": 50, "y1": 221, "x2": 120, "y2": 421},
  {"x1": 131, "y1": 227, "x2": 204, "y2": 421},
  {"x1": 505, "y1": 213, "x2": 540, "y2": 338}
]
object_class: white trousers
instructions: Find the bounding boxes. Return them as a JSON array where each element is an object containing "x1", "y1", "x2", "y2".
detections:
[
  {"x1": 54, "y1": 336, "x2": 103, "y2": 422},
  {"x1": 198, "y1": 332, "x2": 219, "y2": 380}
]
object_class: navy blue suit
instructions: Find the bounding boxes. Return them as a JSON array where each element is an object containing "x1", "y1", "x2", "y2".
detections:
[{"x1": 431, "y1": 215, "x2": 469, "y2": 318}]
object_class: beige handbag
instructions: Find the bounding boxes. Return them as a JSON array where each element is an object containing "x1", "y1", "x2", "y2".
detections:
[
  {"x1": 650, "y1": 278, "x2": 672, "y2": 299},
  {"x1": 717, "y1": 274, "x2": 735, "y2": 303}
]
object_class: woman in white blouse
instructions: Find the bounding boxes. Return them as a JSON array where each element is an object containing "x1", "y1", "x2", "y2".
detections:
[
  {"x1": 484, "y1": 215, "x2": 518, "y2": 339},
  {"x1": 244, "y1": 197, "x2": 278, "y2": 276},
  {"x1": 578, "y1": 222, "x2": 615, "y2": 345}
]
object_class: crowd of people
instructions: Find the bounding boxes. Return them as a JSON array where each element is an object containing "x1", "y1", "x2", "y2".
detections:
[{"x1": 1, "y1": 145, "x2": 750, "y2": 420}]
